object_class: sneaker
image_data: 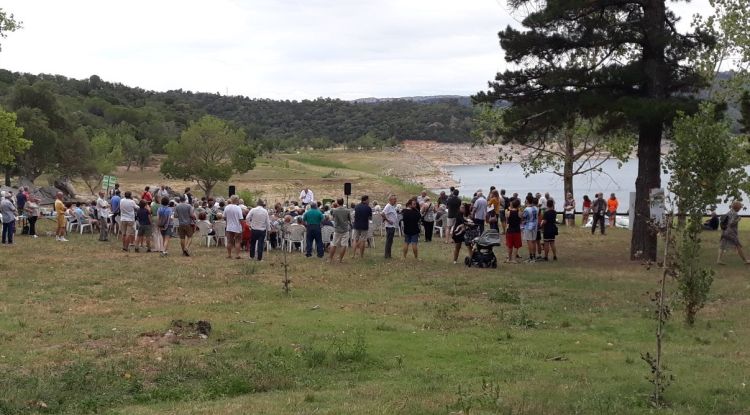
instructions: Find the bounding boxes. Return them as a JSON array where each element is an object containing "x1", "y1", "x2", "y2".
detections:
[
  {"x1": 453, "y1": 261, "x2": 457, "y2": 264},
  {"x1": 60, "y1": 237, "x2": 69, "y2": 242},
  {"x1": 553, "y1": 256, "x2": 558, "y2": 261},
  {"x1": 32, "y1": 235, "x2": 38, "y2": 239}
]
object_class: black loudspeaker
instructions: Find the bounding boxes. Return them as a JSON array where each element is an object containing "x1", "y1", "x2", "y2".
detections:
[
  {"x1": 344, "y1": 182, "x2": 352, "y2": 196},
  {"x1": 228, "y1": 185, "x2": 236, "y2": 197}
]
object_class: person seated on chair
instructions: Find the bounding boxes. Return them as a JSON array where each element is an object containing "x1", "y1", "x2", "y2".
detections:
[
  {"x1": 704, "y1": 210, "x2": 719, "y2": 231},
  {"x1": 322, "y1": 214, "x2": 334, "y2": 228},
  {"x1": 197, "y1": 211, "x2": 214, "y2": 235},
  {"x1": 289, "y1": 216, "x2": 305, "y2": 250}
]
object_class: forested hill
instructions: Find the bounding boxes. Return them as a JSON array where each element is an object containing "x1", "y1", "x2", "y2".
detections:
[{"x1": 0, "y1": 69, "x2": 474, "y2": 154}]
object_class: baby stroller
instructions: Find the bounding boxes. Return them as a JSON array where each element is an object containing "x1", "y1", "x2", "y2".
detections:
[{"x1": 465, "y1": 229, "x2": 500, "y2": 269}]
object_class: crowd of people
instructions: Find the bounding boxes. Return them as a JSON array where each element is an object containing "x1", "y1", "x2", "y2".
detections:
[{"x1": 2, "y1": 183, "x2": 747, "y2": 266}]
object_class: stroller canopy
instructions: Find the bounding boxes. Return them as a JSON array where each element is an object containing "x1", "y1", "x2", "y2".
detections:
[{"x1": 475, "y1": 229, "x2": 501, "y2": 247}]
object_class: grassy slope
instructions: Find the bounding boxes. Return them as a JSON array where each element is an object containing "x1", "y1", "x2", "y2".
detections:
[{"x1": 1, "y1": 219, "x2": 749, "y2": 414}]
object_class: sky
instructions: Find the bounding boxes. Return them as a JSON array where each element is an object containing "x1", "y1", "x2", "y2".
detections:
[{"x1": 0, "y1": 0, "x2": 714, "y2": 100}]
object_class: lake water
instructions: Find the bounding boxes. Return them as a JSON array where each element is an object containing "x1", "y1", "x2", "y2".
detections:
[{"x1": 440, "y1": 159, "x2": 734, "y2": 214}]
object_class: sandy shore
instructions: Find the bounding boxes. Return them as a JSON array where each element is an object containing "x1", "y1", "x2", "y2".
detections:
[{"x1": 399, "y1": 140, "x2": 504, "y2": 189}]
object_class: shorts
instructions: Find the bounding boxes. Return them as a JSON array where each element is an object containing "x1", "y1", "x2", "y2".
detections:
[
  {"x1": 522, "y1": 229, "x2": 536, "y2": 241},
  {"x1": 121, "y1": 221, "x2": 136, "y2": 236},
  {"x1": 160, "y1": 226, "x2": 174, "y2": 238},
  {"x1": 404, "y1": 234, "x2": 419, "y2": 244},
  {"x1": 583, "y1": 208, "x2": 591, "y2": 215},
  {"x1": 452, "y1": 234, "x2": 464, "y2": 244},
  {"x1": 506, "y1": 232, "x2": 522, "y2": 249},
  {"x1": 138, "y1": 224, "x2": 152, "y2": 237},
  {"x1": 332, "y1": 231, "x2": 350, "y2": 247},
  {"x1": 446, "y1": 217, "x2": 456, "y2": 228},
  {"x1": 543, "y1": 228, "x2": 556, "y2": 241},
  {"x1": 57, "y1": 214, "x2": 66, "y2": 228},
  {"x1": 564, "y1": 213, "x2": 574, "y2": 220},
  {"x1": 499, "y1": 211, "x2": 507, "y2": 223},
  {"x1": 352, "y1": 229, "x2": 368, "y2": 242},
  {"x1": 178, "y1": 224, "x2": 194, "y2": 238},
  {"x1": 226, "y1": 231, "x2": 241, "y2": 246}
]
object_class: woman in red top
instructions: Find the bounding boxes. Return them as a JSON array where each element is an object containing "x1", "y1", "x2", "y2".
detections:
[
  {"x1": 581, "y1": 195, "x2": 592, "y2": 227},
  {"x1": 141, "y1": 186, "x2": 153, "y2": 203}
]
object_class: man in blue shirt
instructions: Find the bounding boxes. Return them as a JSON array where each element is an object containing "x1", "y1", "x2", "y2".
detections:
[
  {"x1": 302, "y1": 202, "x2": 325, "y2": 258},
  {"x1": 352, "y1": 195, "x2": 372, "y2": 258}
]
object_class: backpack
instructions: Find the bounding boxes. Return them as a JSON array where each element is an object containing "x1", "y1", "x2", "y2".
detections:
[{"x1": 720, "y1": 214, "x2": 729, "y2": 231}]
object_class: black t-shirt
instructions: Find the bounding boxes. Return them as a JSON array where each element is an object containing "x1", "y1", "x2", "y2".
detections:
[
  {"x1": 402, "y1": 208, "x2": 421, "y2": 236},
  {"x1": 446, "y1": 196, "x2": 461, "y2": 218},
  {"x1": 543, "y1": 209, "x2": 557, "y2": 233},
  {"x1": 452, "y1": 215, "x2": 465, "y2": 236},
  {"x1": 353, "y1": 203, "x2": 372, "y2": 230},
  {"x1": 507, "y1": 209, "x2": 521, "y2": 233}
]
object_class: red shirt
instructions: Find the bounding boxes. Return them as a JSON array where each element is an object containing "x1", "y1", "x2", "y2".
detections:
[{"x1": 141, "y1": 192, "x2": 153, "y2": 203}]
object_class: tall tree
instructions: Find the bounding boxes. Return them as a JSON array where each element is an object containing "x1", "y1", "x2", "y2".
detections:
[
  {"x1": 475, "y1": 0, "x2": 711, "y2": 260},
  {"x1": 472, "y1": 104, "x2": 634, "y2": 200},
  {"x1": 0, "y1": 109, "x2": 30, "y2": 185},
  {"x1": 80, "y1": 130, "x2": 123, "y2": 195},
  {"x1": 160, "y1": 115, "x2": 256, "y2": 197},
  {"x1": 0, "y1": 8, "x2": 22, "y2": 52}
]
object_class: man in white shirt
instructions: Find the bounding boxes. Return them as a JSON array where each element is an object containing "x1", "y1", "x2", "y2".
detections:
[
  {"x1": 299, "y1": 188, "x2": 314, "y2": 206},
  {"x1": 382, "y1": 194, "x2": 398, "y2": 259},
  {"x1": 246, "y1": 200, "x2": 271, "y2": 261},
  {"x1": 223, "y1": 195, "x2": 243, "y2": 259},
  {"x1": 96, "y1": 191, "x2": 110, "y2": 241},
  {"x1": 118, "y1": 191, "x2": 138, "y2": 252},
  {"x1": 472, "y1": 191, "x2": 488, "y2": 234}
]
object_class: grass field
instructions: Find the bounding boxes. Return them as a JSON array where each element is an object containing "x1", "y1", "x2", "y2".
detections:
[{"x1": 1, "y1": 215, "x2": 749, "y2": 414}]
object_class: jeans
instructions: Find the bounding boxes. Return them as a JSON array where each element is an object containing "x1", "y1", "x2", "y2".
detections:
[
  {"x1": 475, "y1": 219, "x2": 485, "y2": 235},
  {"x1": 250, "y1": 229, "x2": 266, "y2": 260},
  {"x1": 28, "y1": 216, "x2": 37, "y2": 236},
  {"x1": 305, "y1": 224, "x2": 324, "y2": 257},
  {"x1": 423, "y1": 221, "x2": 434, "y2": 242},
  {"x1": 2, "y1": 221, "x2": 15, "y2": 244},
  {"x1": 268, "y1": 231, "x2": 278, "y2": 249},
  {"x1": 592, "y1": 213, "x2": 605, "y2": 235},
  {"x1": 384, "y1": 227, "x2": 395, "y2": 258}
]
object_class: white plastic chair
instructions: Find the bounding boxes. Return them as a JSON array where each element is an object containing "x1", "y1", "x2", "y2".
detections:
[
  {"x1": 66, "y1": 214, "x2": 78, "y2": 233},
  {"x1": 433, "y1": 216, "x2": 444, "y2": 238},
  {"x1": 371, "y1": 215, "x2": 384, "y2": 236},
  {"x1": 196, "y1": 221, "x2": 212, "y2": 246},
  {"x1": 283, "y1": 225, "x2": 306, "y2": 253},
  {"x1": 76, "y1": 212, "x2": 93, "y2": 235},
  {"x1": 321, "y1": 225, "x2": 335, "y2": 246},
  {"x1": 213, "y1": 221, "x2": 227, "y2": 247},
  {"x1": 367, "y1": 227, "x2": 375, "y2": 248}
]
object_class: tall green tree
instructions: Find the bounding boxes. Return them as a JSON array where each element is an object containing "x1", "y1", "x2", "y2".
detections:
[
  {"x1": 665, "y1": 103, "x2": 749, "y2": 325},
  {"x1": 161, "y1": 115, "x2": 255, "y2": 197},
  {"x1": 475, "y1": 0, "x2": 711, "y2": 261},
  {"x1": 0, "y1": 109, "x2": 30, "y2": 186},
  {"x1": 80, "y1": 130, "x2": 123, "y2": 194},
  {"x1": 472, "y1": 105, "x2": 634, "y2": 201},
  {"x1": 0, "y1": 8, "x2": 22, "y2": 52}
]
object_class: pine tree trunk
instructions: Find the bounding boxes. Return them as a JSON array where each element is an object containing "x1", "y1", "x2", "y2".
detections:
[
  {"x1": 4, "y1": 167, "x2": 10, "y2": 187},
  {"x1": 630, "y1": 123, "x2": 662, "y2": 261}
]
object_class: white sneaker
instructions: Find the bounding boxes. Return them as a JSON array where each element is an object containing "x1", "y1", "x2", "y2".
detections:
[
  {"x1": 60, "y1": 237, "x2": 69, "y2": 242},
  {"x1": 32, "y1": 235, "x2": 38, "y2": 238}
]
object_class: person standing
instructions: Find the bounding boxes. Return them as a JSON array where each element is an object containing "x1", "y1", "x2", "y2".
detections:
[
  {"x1": 141, "y1": 186, "x2": 153, "y2": 204},
  {"x1": 24, "y1": 196, "x2": 40, "y2": 238},
  {"x1": 15, "y1": 189, "x2": 26, "y2": 213},
  {"x1": 564, "y1": 193, "x2": 575, "y2": 226},
  {"x1": 472, "y1": 191, "x2": 488, "y2": 234},
  {"x1": 329, "y1": 198, "x2": 352, "y2": 263},
  {"x1": 420, "y1": 196, "x2": 436, "y2": 242},
  {"x1": 302, "y1": 202, "x2": 325, "y2": 258},
  {"x1": 299, "y1": 187, "x2": 314, "y2": 207},
  {"x1": 184, "y1": 187, "x2": 194, "y2": 205},
  {"x1": 437, "y1": 191, "x2": 448, "y2": 207},
  {"x1": 401, "y1": 198, "x2": 421, "y2": 260},
  {"x1": 134, "y1": 199, "x2": 153, "y2": 253},
  {"x1": 247, "y1": 199, "x2": 271, "y2": 261},
  {"x1": 581, "y1": 195, "x2": 592, "y2": 227},
  {"x1": 352, "y1": 195, "x2": 372, "y2": 259},
  {"x1": 521, "y1": 195, "x2": 539, "y2": 262},
  {"x1": 157, "y1": 185, "x2": 169, "y2": 201},
  {"x1": 119, "y1": 191, "x2": 138, "y2": 252},
  {"x1": 451, "y1": 203, "x2": 469, "y2": 264},
  {"x1": 591, "y1": 193, "x2": 606, "y2": 235},
  {"x1": 382, "y1": 194, "x2": 398, "y2": 259},
  {"x1": 1, "y1": 193, "x2": 17, "y2": 245},
  {"x1": 717, "y1": 201, "x2": 750, "y2": 265},
  {"x1": 157, "y1": 197, "x2": 174, "y2": 256},
  {"x1": 174, "y1": 196, "x2": 196, "y2": 256},
  {"x1": 505, "y1": 199, "x2": 522, "y2": 263},
  {"x1": 541, "y1": 199, "x2": 558, "y2": 261},
  {"x1": 223, "y1": 195, "x2": 243, "y2": 259},
  {"x1": 445, "y1": 189, "x2": 461, "y2": 243},
  {"x1": 96, "y1": 191, "x2": 110, "y2": 241},
  {"x1": 607, "y1": 193, "x2": 619, "y2": 228},
  {"x1": 54, "y1": 192, "x2": 68, "y2": 242}
]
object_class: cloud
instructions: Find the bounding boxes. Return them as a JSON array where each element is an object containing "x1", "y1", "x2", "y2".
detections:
[{"x1": 0, "y1": 0, "x2": 713, "y2": 100}]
